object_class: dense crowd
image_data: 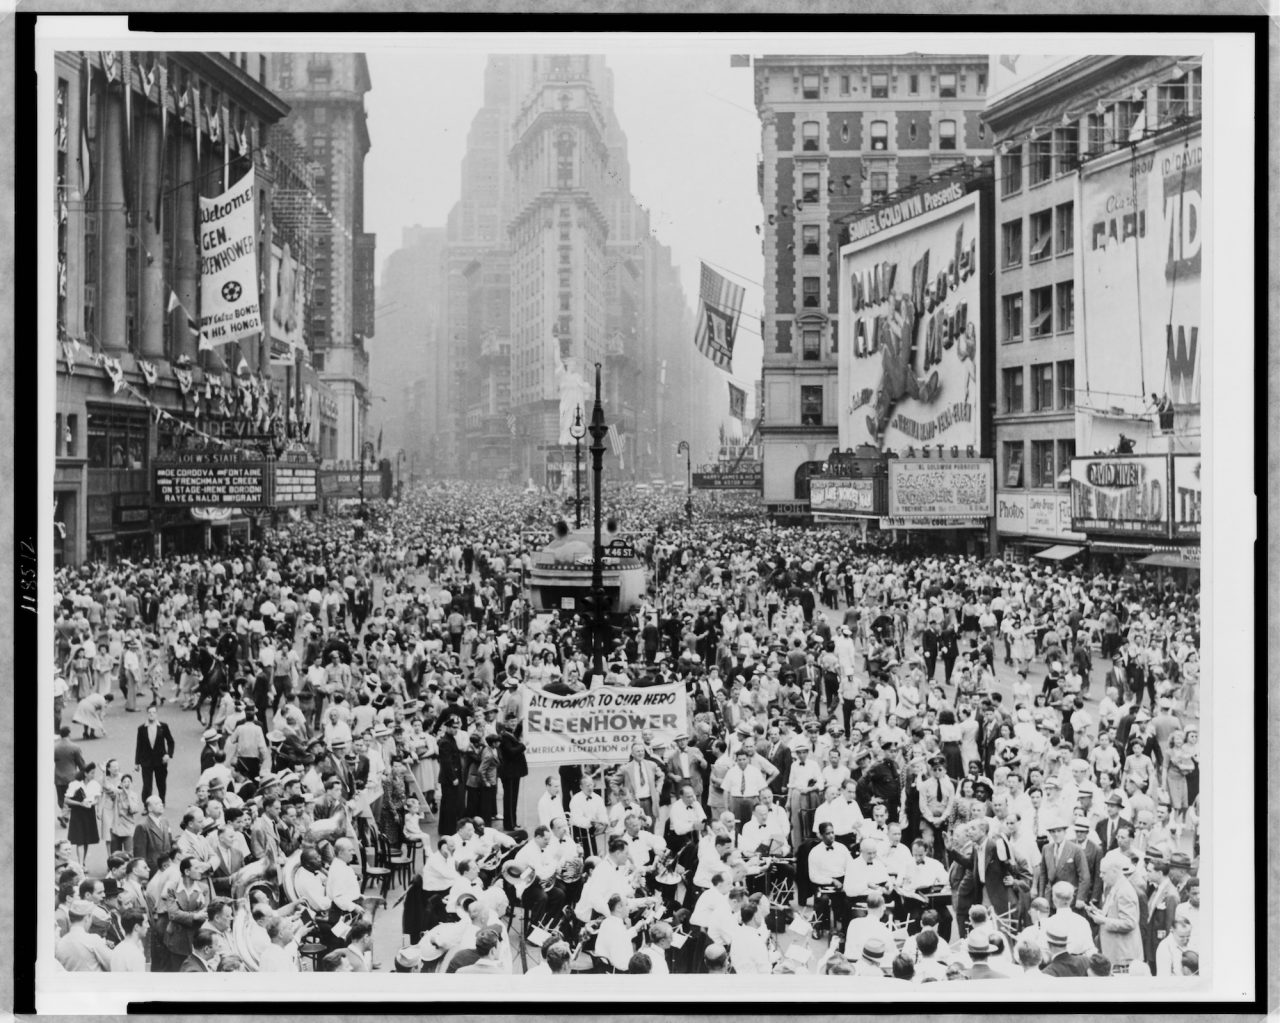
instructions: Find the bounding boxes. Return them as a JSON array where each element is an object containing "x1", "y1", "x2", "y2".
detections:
[{"x1": 51, "y1": 480, "x2": 1202, "y2": 979}]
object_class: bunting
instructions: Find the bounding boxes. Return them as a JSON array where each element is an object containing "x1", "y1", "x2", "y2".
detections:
[
  {"x1": 138, "y1": 359, "x2": 158, "y2": 388},
  {"x1": 101, "y1": 51, "x2": 120, "y2": 84},
  {"x1": 60, "y1": 337, "x2": 78, "y2": 375}
]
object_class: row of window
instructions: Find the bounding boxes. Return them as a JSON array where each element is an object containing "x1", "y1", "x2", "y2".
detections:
[
  {"x1": 1000, "y1": 360, "x2": 1075, "y2": 415},
  {"x1": 1001, "y1": 201, "x2": 1073, "y2": 267},
  {"x1": 1003, "y1": 438, "x2": 1076, "y2": 490},
  {"x1": 1002, "y1": 280, "x2": 1074, "y2": 342},
  {"x1": 800, "y1": 118, "x2": 962, "y2": 152},
  {"x1": 801, "y1": 70, "x2": 983, "y2": 100}
]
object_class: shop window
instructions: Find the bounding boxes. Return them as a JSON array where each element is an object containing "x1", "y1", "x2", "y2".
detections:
[
  {"x1": 1029, "y1": 286, "x2": 1053, "y2": 337},
  {"x1": 800, "y1": 385, "x2": 824, "y2": 425}
]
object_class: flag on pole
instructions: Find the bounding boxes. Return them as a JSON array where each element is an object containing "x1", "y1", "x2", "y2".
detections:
[
  {"x1": 693, "y1": 262, "x2": 745, "y2": 371},
  {"x1": 120, "y1": 51, "x2": 134, "y2": 214},
  {"x1": 606, "y1": 423, "x2": 622, "y2": 458},
  {"x1": 728, "y1": 382, "x2": 747, "y2": 421},
  {"x1": 377, "y1": 427, "x2": 383, "y2": 456},
  {"x1": 155, "y1": 63, "x2": 168, "y2": 230},
  {"x1": 78, "y1": 53, "x2": 93, "y2": 197}
]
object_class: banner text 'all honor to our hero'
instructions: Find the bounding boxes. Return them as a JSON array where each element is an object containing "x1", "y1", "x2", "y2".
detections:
[{"x1": 520, "y1": 683, "x2": 689, "y2": 765}]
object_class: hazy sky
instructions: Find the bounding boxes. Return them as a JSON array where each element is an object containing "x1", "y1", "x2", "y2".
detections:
[{"x1": 362, "y1": 44, "x2": 765, "y2": 401}]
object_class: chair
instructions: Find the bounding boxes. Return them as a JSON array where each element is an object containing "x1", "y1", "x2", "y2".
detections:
[
  {"x1": 405, "y1": 836, "x2": 425, "y2": 873},
  {"x1": 383, "y1": 836, "x2": 413, "y2": 891},
  {"x1": 297, "y1": 940, "x2": 327, "y2": 971}
]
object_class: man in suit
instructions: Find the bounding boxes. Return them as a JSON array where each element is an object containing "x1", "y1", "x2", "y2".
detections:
[
  {"x1": 1086, "y1": 859, "x2": 1144, "y2": 967},
  {"x1": 161, "y1": 856, "x2": 212, "y2": 973},
  {"x1": 664, "y1": 732, "x2": 707, "y2": 804},
  {"x1": 762, "y1": 723, "x2": 794, "y2": 799},
  {"x1": 179, "y1": 927, "x2": 218, "y2": 972},
  {"x1": 1074, "y1": 818, "x2": 1106, "y2": 904},
  {"x1": 920, "y1": 623, "x2": 940, "y2": 681},
  {"x1": 134, "y1": 704, "x2": 176, "y2": 804},
  {"x1": 620, "y1": 743, "x2": 664, "y2": 825},
  {"x1": 132, "y1": 795, "x2": 175, "y2": 873},
  {"x1": 1036, "y1": 816, "x2": 1091, "y2": 907},
  {"x1": 1095, "y1": 792, "x2": 1133, "y2": 853},
  {"x1": 1039, "y1": 921, "x2": 1089, "y2": 976},
  {"x1": 1141, "y1": 852, "x2": 1181, "y2": 972},
  {"x1": 250, "y1": 795, "x2": 283, "y2": 863},
  {"x1": 437, "y1": 717, "x2": 465, "y2": 836}
]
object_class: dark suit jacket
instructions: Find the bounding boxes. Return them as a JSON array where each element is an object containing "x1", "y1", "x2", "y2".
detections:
[
  {"x1": 135, "y1": 721, "x2": 176, "y2": 768},
  {"x1": 180, "y1": 953, "x2": 212, "y2": 972},
  {"x1": 1040, "y1": 951, "x2": 1090, "y2": 976},
  {"x1": 1082, "y1": 839, "x2": 1105, "y2": 904},
  {"x1": 497, "y1": 731, "x2": 528, "y2": 779},
  {"x1": 132, "y1": 815, "x2": 175, "y2": 871},
  {"x1": 1095, "y1": 815, "x2": 1133, "y2": 853},
  {"x1": 1036, "y1": 839, "x2": 1091, "y2": 904},
  {"x1": 958, "y1": 836, "x2": 1016, "y2": 917},
  {"x1": 764, "y1": 740, "x2": 793, "y2": 796}
]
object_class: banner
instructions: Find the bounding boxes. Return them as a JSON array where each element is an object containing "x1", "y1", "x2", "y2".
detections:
[
  {"x1": 521, "y1": 683, "x2": 689, "y2": 766},
  {"x1": 1079, "y1": 133, "x2": 1202, "y2": 417},
  {"x1": 728, "y1": 382, "x2": 747, "y2": 421},
  {"x1": 692, "y1": 465, "x2": 763, "y2": 491},
  {"x1": 839, "y1": 190, "x2": 983, "y2": 453},
  {"x1": 694, "y1": 262, "x2": 745, "y2": 371},
  {"x1": 198, "y1": 168, "x2": 263, "y2": 349},
  {"x1": 1171, "y1": 453, "x2": 1201, "y2": 539},
  {"x1": 269, "y1": 241, "x2": 307, "y2": 364},
  {"x1": 888, "y1": 459, "x2": 993, "y2": 518},
  {"x1": 1069, "y1": 455, "x2": 1171, "y2": 537}
]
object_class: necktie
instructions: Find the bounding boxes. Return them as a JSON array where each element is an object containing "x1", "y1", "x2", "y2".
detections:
[{"x1": 739, "y1": 772, "x2": 746, "y2": 797}]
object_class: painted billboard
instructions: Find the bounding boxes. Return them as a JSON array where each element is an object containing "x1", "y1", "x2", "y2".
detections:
[
  {"x1": 1171, "y1": 453, "x2": 1201, "y2": 539},
  {"x1": 809, "y1": 477, "x2": 877, "y2": 515},
  {"x1": 1078, "y1": 132, "x2": 1201, "y2": 418},
  {"x1": 888, "y1": 459, "x2": 994, "y2": 519},
  {"x1": 839, "y1": 188, "x2": 983, "y2": 453},
  {"x1": 1069, "y1": 454, "x2": 1171, "y2": 537}
]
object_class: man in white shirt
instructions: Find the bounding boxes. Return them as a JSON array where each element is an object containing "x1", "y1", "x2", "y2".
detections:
[
  {"x1": 575, "y1": 837, "x2": 649, "y2": 924},
  {"x1": 844, "y1": 837, "x2": 892, "y2": 902},
  {"x1": 326, "y1": 838, "x2": 363, "y2": 915},
  {"x1": 808, "y1": 822, "x2": 855, "y2": 936},
  {"x1": 293, "y1": 848, "x2": 332, "y2": 917},
  {"x1": 668, "y1": 784, "x2": 707, "y2": 842},
  {"x1": 812, "y1": 785, "x2": 856, "y2": 844},
  {"x1": 421, "y1": 835, "x2": 460, "y2": 902},
  {"x1": 638, "y1": 921, "x2": 673, "y2": 975},
  {"x1": 844, "y1": 890, "x2": 896, "y2": 960},
  {"x1": 109, "y1": 908, "x2": 149, "y2": 972},
  {"x1": 730, "y1": 901, "x2": 772, "y2": 974},
  {"x1": 621, "y1": 812, "x2": 667, "y2": 881},
  {"x1": 568, "y1": 775, "x2": 610, "y2": 857},
  {"x1": 723, "y1": 750, "x2": 769, "y2": 826},
  {"x1": 594, "y1": 892, "x2": 642, "y2": 971},
  {"x1": 537, "y1": 776, "x2": 565, "y2": 829},
  {"x1": 1046, "y1": 880, "x2": 1096, "y2": 956},
  {"x1": 741, "y1": 800, "x2": 790, "y2": 858}
]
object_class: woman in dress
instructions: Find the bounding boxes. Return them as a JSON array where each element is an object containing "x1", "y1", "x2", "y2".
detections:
[
  {"x1": 957, "y1": 704, "x2": 981, "y2": 775},
  {"x1": 1164, "y1": 729, "x2": 1195, "y2": 835},
  {"x1": 111, "y1": 772, "x2": 142, "y2": 856},
  {"x1": 380, "y1": 761, "x2": 410, "y2": 850},
  {"x1": 92, "y1": 640, "x2": 115, "y2": 698},
  {"x1": 96, "y1": 758, "x2": 120, "y2": 852},
  {"x1": 71, "y1": 691, "x2": 112, "y2": 740},
  {"x1": 1182, "y1": 727, "x2": 1201, "y2": 808},
  {"x1": 65, "y1": 762, "x2": 101, "y2": 865},
  {"x1": 69, "y1": 646, "x2": 93, "y2": 702},
  {"x1": 1010, "y1": 616, "x2": 1036, "y2": 673},
  {"x1": 937, "y1": 708, "x2": 964, "y2": 780}
]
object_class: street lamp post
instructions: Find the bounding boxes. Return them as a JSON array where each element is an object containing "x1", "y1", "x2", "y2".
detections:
[
  {"x1": 677, "y1": 440, "x2": 692, "y2": 521},
  {"x1": 569, "y1": 404, "x2": 585, "y2": 529},
  {"x1": 586, "y1": 363, "x2": 608, "y2": 680},
  {"x1": 396, "y1": 449, "x2": 406, "y2": 500},
  {"x1": 358, "y1": 440, "x2": 376, "y2": 522}
]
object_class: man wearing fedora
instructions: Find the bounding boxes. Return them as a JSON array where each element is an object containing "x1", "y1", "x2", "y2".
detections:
[
  {"x1": 964, "y1": 929, "x2": 1010, "y2": 979},
  {"x1": 1039, "y1": 919, "x2": 1089, "y2": 976},
  {"x1": 1086, "y1": 858, "x2": 1144, "y2": 968},
  {"x1": 1036, "y1": 813, "x2": 1091, "y2": 907},
  {"x1": 1095, "y1": 791, "x2": 1133, "y2": 853}
]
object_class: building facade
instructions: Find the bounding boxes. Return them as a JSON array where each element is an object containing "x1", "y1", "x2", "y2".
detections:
[
  {"x1": 985, "y1": 55, "x2": 1202, "y2": 561},
  {"x1": 752, "y1": 54, "x2": 993, "y2": 520},
  {"x1": 267, "y1": 52, "x2": 375, "y2": 463}
]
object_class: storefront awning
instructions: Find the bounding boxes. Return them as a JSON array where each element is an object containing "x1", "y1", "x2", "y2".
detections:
[
  {"x1": 1034, "y1": 544, "x2": 1084, "y2": 561},
  {"x1": 1137, "y1": 551, "x2": 1200, "y2": 569}
]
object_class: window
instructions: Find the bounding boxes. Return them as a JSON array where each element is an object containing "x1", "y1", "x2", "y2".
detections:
[
  {"x1": 801, "y1": 172, "x2": 820, "y2": 202},
  {"x1": 802, "y1": 75, "x2": 820, "y2": 99},
  {"x1": 1001, "y1": 145, "x2": 1022, "y2": 195},
  {"x1": 85, "y1": 406, "x2": 148, "y2": 470},
  {"x1": 1002, "y1": 219, "x2": 1023, "y2": 268},
  {"x1": 1002, "y1": 293, "x2": 1023, "y2": 342},
  {"x1": 1032, "y1": 363, "x2": 1054, "y2": 411},
  {"x1": 1055, "y1": 201, "x2": 1074, "y2": 254},
  {"x1": 55, "y1": 413, "x2": 62, "y2": 457},
  {"x1": 800, "y1": 385, "x2": 824, "y2": 425},
  {"x1": 870, "y1": 120, "x2": 888, "y2": 151},
  {"x1": 871, "y1": 73, "x2": 889, "y2": 98},
  {"x1": 939, "y1": 72, "x2": 957, "y2": 98},
  {"x1": 802, "y1": 120, "x2": 820, "y2": 151},
  {"x1": 1030, "y1": 440, "x2": 1055, "y2": 488},
  {"x1": 870, "y1": 172, "x2": 888, "y2": 201},
  {"x1": 1029, "y1": 285, "x2": 1053, "y2": 337},
  {"x1": 802, "y1": 223, "x2": 820, "y2": 255},
  {"x1": 908, "y1": 120, "x2": 918, "y2": 143},
  {"x1": 1056, "y1": 280, "x2": 1075, "y2": 332},
  {"x1": 1086, "y1": 112, "x2": 1108, "y2": 155},
  {"x1": 1004, "y1": 441, "x2": 1025, "y2": 487},
  {"x1": 1026, "y1": 210, "x2": 1052, "y2": 263},
  {"x1": 977, "y1": 72, "x2": 987, "y2": 94},
  {"x1": 1054, "y1": 124, "x2": 1079, "y2": 175},
  {"x1": 1186, "y1": 67, "x2": 1202, "y2": 116},
  {"x1": 1056, "y1": 439, "x2": 1076, "y2": 488},
  {"x1": 802, "y1": 328, "x2": 821, "y2": 361},
  {"x1": 1115, "y1": 100, "x2": 1143, "y2": 139},
  {"x1": 938, "y1": 119, "x2": 957, "y2": 150},
  {"x1": 1157, "y1": 80, "x2": 1187, "y2": 125},
  {"x1": 1002, "y1": 367, "x2": 1024, "y2": 414},
  {"x1": 802, "y1": 277, "x2": 820, "y2": 308},
  {"x1": 908, "y1": 73, "x2": 919, "y2": 94},
  {"x1": 1029, "y1": 137, "x2": 1053, "y2": 185},
  {"x1": 65, "y1": 413, "x2": 78, "y2": 456},
  {"x1": 1057, "y1": 360, "x2": 1075, "y2": 409},
  {"x1": 839, "y1": 74, "x2": 850, "y2": 95}
]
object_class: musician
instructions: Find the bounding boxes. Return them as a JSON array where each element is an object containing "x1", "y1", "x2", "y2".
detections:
[
  {"x1": 575, "y1": 837, "x2": 655, "y2": 924},
  {"x1": 595, "y1": 893, "x2": 647, "y2": 971},
  {"x1": 569, "y1": 775, "x2": 610, "y2": 858},
  {"x1": 730, "y1": 901, "x2": 773, "y2": 974},
  {"x1": 690, "y1": 870, "x2": 731, "y2": 934},
  {"x1": 446, "y1": 859, "x2": 484, "y2": 916},
  {"x1": 326, "y1": 838, "x2": 363, "y2": 916},
  {"x1": 808, "y1": 822, "x2": 855, "y2": 936},
  {"x1": 843, "y1": 890, "x2": 895, "y2": 960},
  {"x1": 421, "y1": 836, "x2": 460, "y2": 906},
  {"x1": 412, "y1": 892, "x2": 486, "y2": 968},
  {"x1": 901, "y1": 838, "x2": 951, "y2": 935},
  {"x1": 538, "y1": 777, "x2": 564, "y2": 828},
  {"x1": 740, "y1": 801, "x2": 791, "y2": 897},
  {"x1": 843, "y1": 837, "x2": 892, "y2": 905},
  {"x1": 668, "y1": 783, "x2": 708, "y2": 847},
  {"x1": 813, "y1": 785, "x2": 857, "y2": 852},
  {"x1": 880, "y1": 822, "x2": 915, "y2": 920},
  {"x1": 507, "y1": 825, "x2": 567, "y2": 922},
  {"x1": 622, "y1": 812, "x2": 667, "y2": 881},
  {"x1": 858, "y1": 799, "x2": 893, "y2": 857},
  {"x1": 638, "y1": 920, "x2": 674, "y2": 975},
  {"x1": 467, "y1": 816, "x2": 518, "y2": 869},
  {"x1": 692, "y1": 834, "x2": 735, "y2": 893}
]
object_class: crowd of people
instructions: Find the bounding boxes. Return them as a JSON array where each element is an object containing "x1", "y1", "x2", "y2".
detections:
[{"x1": 51, "y1": 479, "x2": 1202, "y2": 980}]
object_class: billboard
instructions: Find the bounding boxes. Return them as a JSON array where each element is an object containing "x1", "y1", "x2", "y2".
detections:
[
  {"x1": 996, "y1": 491, "x2": 1027, "y2": 534},
  {"x1": 1079, "y1": 133, "x2": 1202, "y2": 417},
  {"x1": 273, "y1": 463, "x2": 319, "y2": 506},
  {"x1": 692, "y1": 465, "x2": 764, "y2": 491},
  {"x1": 888, "y1": 459, "x2": 994, "y2": 519},
  {"x1": 318, "y1": 467, "x2": 381, "y2": 499},
  {"x1": 809, "y1": 477, "x2": 877, "y2": 514},
  {"x1": 1069, "y1": 455, "x2": 1171, "y2": 537},
  {"x1": 521, "y1": 683, "x2": 688, "y2": 766},
  {"x1": 1171, "y1": 453, "x2": 1201, "y2": 539},
  {"x1": 154, "y1": 460, "x2": 272, "y2": 508},
  {"x1": 269, "y1": 241, "x2": 308, "y2": 365},
  {"x1": 839, "y1": 188, "x2": 983, "y2": 453},
  {"x1": 997, "y1": 490, "x2": 1087, "y2": 540}
]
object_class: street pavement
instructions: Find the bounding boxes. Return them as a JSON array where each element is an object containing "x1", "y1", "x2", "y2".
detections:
[{"x1": 54, "y1": 577, "x2": 1188, "y2": 971}]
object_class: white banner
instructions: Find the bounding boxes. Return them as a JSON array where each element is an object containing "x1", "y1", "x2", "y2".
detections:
[
  {"x1": 521, "y1": 683, "x2": 688, "y2": 766},
  {"x1": 269, "y1": 240, "x2": 307, "y2": 363},
  {"x1": 839, "y1": 190, "x2": 983, "y2": 453},
  {"x1": 199, "y1": 167, "x2": 263, "y2": 349}
]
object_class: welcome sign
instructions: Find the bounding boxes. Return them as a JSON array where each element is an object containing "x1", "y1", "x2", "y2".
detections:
[{"x1": 199, "y1": 168, "x2": 263, "y2": 349}]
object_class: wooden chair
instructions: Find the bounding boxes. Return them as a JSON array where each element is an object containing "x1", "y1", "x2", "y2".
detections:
[{"x1": 297, "y1": 940, "x2": 327, "y2": 971}]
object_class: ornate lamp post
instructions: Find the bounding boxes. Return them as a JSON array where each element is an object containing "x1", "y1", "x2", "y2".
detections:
[
  {"x1": 677, "y1": 440, "x2": 692, "y2": 521},
  {"x1": 569, "y1": 404, "x2": 586, "y2": 529},
  {"x1": 586, "y1": 363, "x2": 608, "y2": 679}
]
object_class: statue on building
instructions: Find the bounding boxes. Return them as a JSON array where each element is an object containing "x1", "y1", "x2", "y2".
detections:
[{"x1": 556, "y1": 358, "x2": 588, "y2": 446}]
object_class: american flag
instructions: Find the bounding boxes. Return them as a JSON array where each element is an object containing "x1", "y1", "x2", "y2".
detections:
[
  {"x1": 606, "y1": 423, "x2": 622, "y2": 458},
  {"x1": 693, "y1": 262, "x2": 745, "y2": 371},
  {"x1": 506, "y1": 411, "x2": 517, "y2": 436}
]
